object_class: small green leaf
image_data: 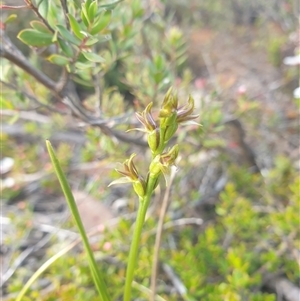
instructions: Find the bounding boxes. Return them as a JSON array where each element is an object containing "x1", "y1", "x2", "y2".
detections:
[
  {"x1": 82, "y1": 52, "x2": 105, "y2": 63},
  {"x1": 47, "y1": 54, "x2": 70, "y2": 66},
  {"x1": 154, "y1": 55, "x2": 165, "y2": 70},
  {"x1": 4, "y1": 14, "x2": 17, "y2": 24},
  {"x1": 73, "y1": 75, "x2": 94, "y2": 87},
  {"x1": 84, "y1": 0, "x2": 93, "y2": 10},
  {"x1": 56, "y1": 25, "x2": 81, "y2": 46},
  {"x1": 17, "y1": 29, "x2": 53, "y2": 47},
  {"x1": 81, "y1": 2, "x2": 90, "y2": 24},
  {"x1": 30, "y1": 20, "x2": 51, "y2": 33},
  {"x1": 58, "y1": 38, "x2": 74, "y2": 57},
  {"x1": 52, "y1": 29, "x2": 58, "y2": 42},
  {"x1": 75, "y1": 61, "x2": 94, "y2": 70},
  {"x1": 68, "y1": 14, "x2": 85, "y2": 39},
  {"x1": 81, "y1": 8, "x2": 90, "y2": 27},
  {"x1": 88, "y1": 1, "x2": 97, "y2": 22},
  {"x1": 38, "y1": 0, "x2": 49, "y2": 19},
  {"x1": 90, "y1": 10, "x2": 111, "y2": 35}
]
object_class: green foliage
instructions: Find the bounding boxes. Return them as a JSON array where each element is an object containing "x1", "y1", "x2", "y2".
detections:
[{"x1": 18, "y1": 29, "x2": 54, "y2": 47}]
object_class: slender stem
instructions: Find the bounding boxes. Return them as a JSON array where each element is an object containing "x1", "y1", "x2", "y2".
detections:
[
  {"x1": 123, "y1": 177, "x2": 157, "y2": 301},
  {"x1": 26, "y1": 0, "x2": 55, "y2": 33}
]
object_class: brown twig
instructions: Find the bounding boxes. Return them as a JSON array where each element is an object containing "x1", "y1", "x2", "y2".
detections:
[
  {"x1": 0, "y1": 30, "x2": 58, "y2": 92},
  {"x1": 0, "y1": 80, "x2": 59, "y2": 113},
  {"x1": 162, "y1": 263, "x2": 189, "y2": 299},
  {"x1": 59, "y1": 0, "x2": 70, "y2": 30},
  {"x1": 1, "y1": 109, "x2": 52, "y2": 123},
  {"x1": 24, "y1": 0, "x2": 55, "y2": 33},
  {"x1": 0, "y1": 5, "x2": 28, "y2": 9},
  {"x1": 0, "y1": 29, "x2": 148, "y2": 146}
]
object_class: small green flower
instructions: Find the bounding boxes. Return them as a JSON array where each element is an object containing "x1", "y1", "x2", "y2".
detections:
[
  {"x1": 159, "y1": 89, "x2": 198, "y2": 124},
  {"x1": 135, "y1": 102, "x2": 157, "y2": 132},
  {"x1": 130, "y1": 102, "x2": 160, "y2": 153},
  {"x1": 159, "y1": 87, "x2": 178, "y2": 119},
  {"x1": 108, "y1": 154, "x2": 146, "y2": 197},
  {"x1": 160, "y1": 144, "x2": 179, "y2": 167},
  {"x1": 158, "y1": 89, "x2": 198, "y2": 146},
  {"x1": 147, "y1": 128, "x2": 160, "y2": 153},
  {"x1": 176, "y1": 95, "x2": 199, "y2": 123},
  {"x1": 149, "y1": 145, "x2": 179, "y2": 185},
  {"x1": 117, "y1": 154, "x2": 139, "y2": 180}
]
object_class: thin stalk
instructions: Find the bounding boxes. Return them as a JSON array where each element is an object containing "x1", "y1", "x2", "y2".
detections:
[{"x1": 123, "y1": 177, "x2": 157, "y2": 301}]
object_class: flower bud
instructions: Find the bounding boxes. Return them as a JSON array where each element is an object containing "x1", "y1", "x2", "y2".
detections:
[
  {"x1": 149, "y1": 155, "x2": 163, "y2": 178},
  {"x1": 133, "y1": 178, "x2": 145, "y2": 198},
  {"x1": 147, "y1": 129, "x2": 160, "y2": 153},
  {"x1": 163, "y1": 123, "x2": 178, "y2": 142},
  {"x1": 136, "y1": 102, "x2": 157, "y2": 132},
  {"x1": 160, "y1": 144, "x2": 179, "y2": 167}
]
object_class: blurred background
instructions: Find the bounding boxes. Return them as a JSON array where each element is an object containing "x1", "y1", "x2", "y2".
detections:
[{"x1": 1, "y1": 0, "x2": 299, "y2": 300}]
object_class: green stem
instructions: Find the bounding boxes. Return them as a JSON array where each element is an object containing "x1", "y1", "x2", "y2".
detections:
[
  {"x1": 123, "y1": 176, "x2": 157, "y2": 301},
  {"x1": 46, "y1": 140, "x2": 110, "y2": 301}
]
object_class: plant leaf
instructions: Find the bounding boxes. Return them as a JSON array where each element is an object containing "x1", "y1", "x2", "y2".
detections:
[
  {"x1": 90, "y1": 10, "x2": 111, "y2": 35},
  {"x1": 88, "y1": 0, "x2": 97, "y2": 22},
  {"x1": 81, "y1": 12, "x2": 89, "y2": 27},
  {"x1": 47, "y1": 54, "x2": 70, "y2": 66},
  {"x1": 4, "y1": 14, "x2": 17, "y2": 24},
  {"x1": 56, "y1": 25, "x2": 81, "y2": 46},
  {"x1": 68, "y1": 14, "x2": 85, "y2": 39},
  {"x1": 57, "y1": 38, "x2": 74, "y2": 57},
  {"x1": 82, "y1": 51, "x2": 105, "y2": 63},
  {"x1": 17, "y1": 29, "x2": 53, "y2": 47},
  {"x1": 45, "y1": 140, "x2": 111, "y2": 301},
  {"x1": 108, "y1": 177, "x2": 132, "y2": 187},
  {"x1": 38, "y1": 0, "x2": 49, "y2": 19},
  {"x1": 74, "y1": 61, "x2": 94, "y2": 70},
  {"x1": 30, "y1": 20, "x2": 51, "y2": 33}
]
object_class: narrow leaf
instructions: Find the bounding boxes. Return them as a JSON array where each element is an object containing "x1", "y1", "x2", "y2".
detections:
[
  {"x1": 56, "y1": 25, "x2": 81, "y2": 46},
  {"x1": 88, "y1": 1, "x2": 97, "y2": 22},
  {"x1": 84, "y1": 0, "x2": 93, "y2": 10},
  {"x1": 68, "y1": 14, "x2": 85, "y2": 39},
  {"x1": 90, "y1": 10, "x2": 111, "y2": 35},
  {"x1": 81, "y1": 2, "x2": 90, "y2": 25},
  {"x1": 52, "y1": 29, "x2": 58, "y2": 42},
  {"x1": 74, "y1": 61, "x2": 94, "y2": 70},
  {"x1": 47, "y1": 54, "x2": 70, "y2": 66},
  {"x1": 45, "y1": 140, "x2": 111, "y2": 301},
  {"x1": 17, "y1": 29, "x2": 53, "y2": 47},
  {"x1": 81, "y1": 8, "x2": 90, "y2": 27},
  {"x1": 30, "y1": 20, "x2": 51, "y2": 33},
  {"x1": 82, "y1": 51, "x2": 105, "y2": 63},
  {"x1": 58, "y1": 38, "x2": 74, "y2": 57},
  {"x1": 38, "y1": 0, "x2": 49, "y2": 19},
  {"x1": 4, "y1": 14, "x2": 17, "y2": 24}
]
